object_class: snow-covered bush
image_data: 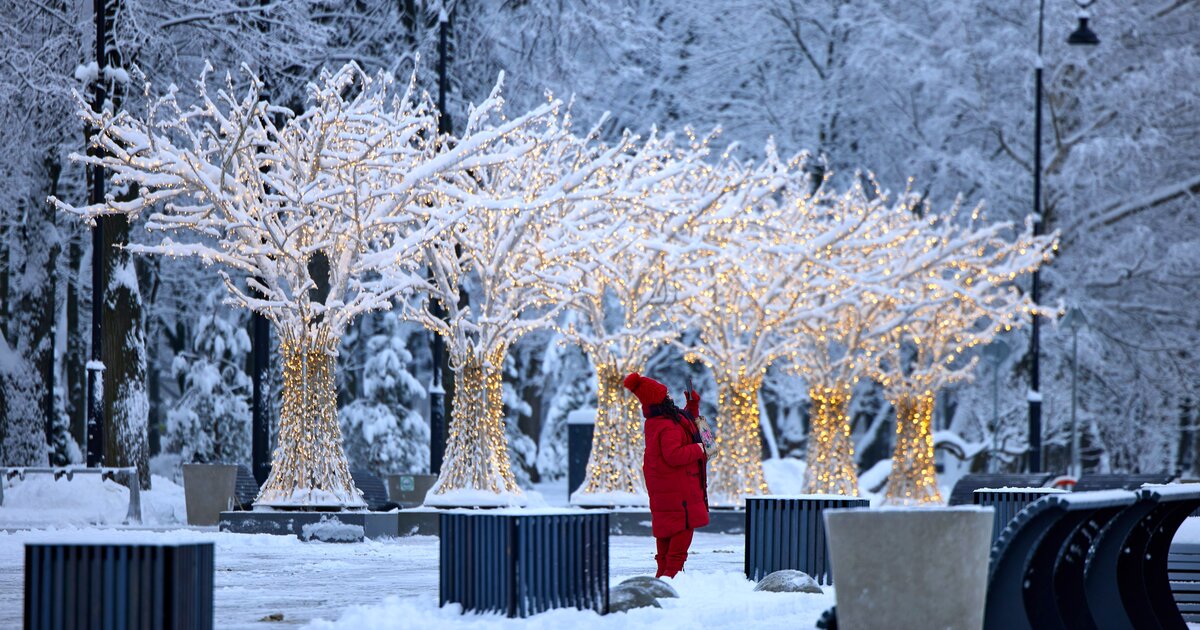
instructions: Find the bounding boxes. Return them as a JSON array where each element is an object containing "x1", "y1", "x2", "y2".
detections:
[
  {"x1": 339, "y1": 313, "x2": 428, "y2": 476},
  {"x1": 164, "y1": 299, "x2": 251, "y2": 464}
]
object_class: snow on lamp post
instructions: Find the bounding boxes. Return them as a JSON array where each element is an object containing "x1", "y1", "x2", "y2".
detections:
[
  {"x1": 879, "y1": 210, "x2": 1058, "y2": 505},
  {"x1": 409, "y1": 103, "x2": 657, "y2": 507},
  {"x1": 53, "y1": 63, "x2": 554, "y2": 509}
]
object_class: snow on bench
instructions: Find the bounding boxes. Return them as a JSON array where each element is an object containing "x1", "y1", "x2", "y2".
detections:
[{"x1": 1, "y1": 466, "x2": 141, "y2": 523}]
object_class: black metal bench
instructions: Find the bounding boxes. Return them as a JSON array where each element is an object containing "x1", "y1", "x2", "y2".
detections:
[
  {"x1": 745, "y1": 495, "x2": 869, "y2": 585},
  {"x1": 1073, "y1": 472, "x2": 1175, "y2": 491},
  {"x1": 350, "y1": 468, "x2": 398, "y2": 511},
  {"x1": 1170, "y1": 542, "x2": 1200, "y2": 624},
  {"x1": 946, "y1": 473, "x2": 1053, "y2": 506},
  {"x1": 1082, "y1": 484, "x2": 1200, "y2": 629},
  {"x1": 439, "y1": 510, "x2": 609, "y2": 617},
  {"x1": 25, "y1": 541, "x2": 214, "y2": 629},
  {"x1": 984, "y1": 490, "x2": 1138, "y2": 630},
  {"x1": 234, "y1": 464, "x2": 259, "y2": 509}
]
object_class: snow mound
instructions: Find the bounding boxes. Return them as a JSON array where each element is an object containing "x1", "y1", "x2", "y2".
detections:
[
  {"x1": 0, "y1": 474, "x2": 185, "y2": 528},
  {"x1": 301, "y1": 517, "x2": 365, "y2": 543},
  {"x1": 761, "y1": 458, "x2": 807, "y2": 495}
]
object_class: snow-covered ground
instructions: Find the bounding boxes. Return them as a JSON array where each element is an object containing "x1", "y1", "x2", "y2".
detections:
[
  {"x1": 0, "y1": 466, "x2": 835, "y2": 628},
  {"x1": 6, "y1": 466, "x2": 1200, "y2": 628}
]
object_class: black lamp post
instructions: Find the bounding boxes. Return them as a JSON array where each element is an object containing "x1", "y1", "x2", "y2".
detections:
[
  {"x1": 85, "y1": 0, "x2": 109, "y2": 468},
  {"x1": 428, "y1": 4, "x2": 453, "y2": 475},
  {"x1": 1028, "y1": 0, "x2": 1099, "y2": 473}
]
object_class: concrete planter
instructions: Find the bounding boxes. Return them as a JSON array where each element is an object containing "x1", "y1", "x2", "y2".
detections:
[
  {"x1": 183, "y1": 464, "x2": 239, "y2": 526},
  {"x1": 824, "y1": 507, "x2": 993, "y2": 630}
]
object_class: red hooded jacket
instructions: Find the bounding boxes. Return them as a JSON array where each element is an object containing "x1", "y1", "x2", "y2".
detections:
[{"x1": 624, "y1": 373, "x2": 710, "y2": 538}]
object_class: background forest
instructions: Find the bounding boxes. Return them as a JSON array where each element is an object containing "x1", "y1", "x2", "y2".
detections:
[{"x1": 1, "y1": 0, "x2": 1197, "y2": 487}]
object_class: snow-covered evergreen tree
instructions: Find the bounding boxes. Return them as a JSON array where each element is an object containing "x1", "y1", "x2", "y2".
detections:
[
  {"x1": 339, "y1": 312, "x2": 428, "y2": 476},
  {"x1": 164, "y1": 295, "x2": 251, "y2": 464},
  {"x1": 536, "y1": 337, "x2": 596, "y2": 482},
  {"x1": 0, "y1": 332, "x2": 48, "y2": 466}
]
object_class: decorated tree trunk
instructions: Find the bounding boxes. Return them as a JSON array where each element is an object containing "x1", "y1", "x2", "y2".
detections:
[
  {"x1": 802, "y1": 383, "x2": 860, "y2": 496},
  {"x1": 427, "y1": 346, "x2": 522, "y2": 504},
  {"x1": 708, "y1": 371, "x2": 770, "y2": 506},
  {"x1": 884, "y1": 390, "x2": 942, "y2": 505},
  {"x1": 574, "y1": 362, "x2": 647, "y2": 504},
  {"x1": 255, "y1": 335, "x2": 363, "y2": 508}
]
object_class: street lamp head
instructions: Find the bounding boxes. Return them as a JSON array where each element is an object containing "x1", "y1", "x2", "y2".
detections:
[
  {"x1": 983, "y1": 339, "x2": 1012, "y2": 366},
  {"x1": 1061, "y1": 306, "x2": 1089, "y2": 332},
  {"x1": 1068, "y1": 16, "x2": 1100, "y2": 46}
]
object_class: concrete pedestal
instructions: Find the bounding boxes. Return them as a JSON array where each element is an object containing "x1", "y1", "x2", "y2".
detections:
[
  {"x1": 824, "y1": 507, "x2": 993, "y2": 630},
  {"x1": 220, "y1": 506, "x2": 742, "y2": 539},
  {"x1": 220, "y1": 510, "x2": 391, "y2": 540}
]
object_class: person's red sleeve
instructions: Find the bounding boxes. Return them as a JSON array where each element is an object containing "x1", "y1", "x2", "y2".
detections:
[
  {"x1": 659, "y1": 424, "x2": 705, "y2": 467},
  {"x1": 684, "y1": 391, "x2": 701, "y2": 419}
]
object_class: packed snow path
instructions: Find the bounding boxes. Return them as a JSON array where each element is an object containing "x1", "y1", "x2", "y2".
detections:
[{"x1": 0, "y1": 528, "x2": 834, "y2": 628}]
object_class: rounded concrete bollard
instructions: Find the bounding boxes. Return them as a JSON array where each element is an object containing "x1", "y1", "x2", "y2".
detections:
[
  {"x1": 753, "y1": 569, "x2": 823, "y2": 593},
  {"x1": 824, "y1": 506, "x2": 993, "y2": 630},
  {"x1": 607, "y1": 583, "x2": 663, "y2": 613},
  {"x1": 618, "y1": 575, "x2": 679, "y2": 599}
]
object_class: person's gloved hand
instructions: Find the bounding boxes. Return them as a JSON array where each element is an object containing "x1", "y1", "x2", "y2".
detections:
[{"x1": 684, "y1": 389, "x2": 701, "y2": 418}]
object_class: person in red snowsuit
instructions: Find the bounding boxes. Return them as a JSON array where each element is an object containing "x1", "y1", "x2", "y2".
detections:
[{"x1": 623, "y1": 372, "x2": 718, "y2": 578}]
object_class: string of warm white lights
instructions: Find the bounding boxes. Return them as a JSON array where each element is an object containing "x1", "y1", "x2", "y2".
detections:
[
  {"x1": 673, "y1": 149, "x2": 889, "y2": 507},
  {"x1": 564, "y1": 130, "x2": 760, "y2": 505},
  {"x1": 52, "y1": 59, "x2": 1062, "y2": 511},
  {"x1": 879, "y1": 208, "x2": 1058, "y2": 505},
  {"x1": 53, "y1": 63, "x2": 562, "y2": 509},
  {"x1": 409, "y1": 99, "x2": 670, "y2": 506}
]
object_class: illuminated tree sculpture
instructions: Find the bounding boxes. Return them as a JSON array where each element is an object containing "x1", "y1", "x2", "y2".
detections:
[
  {"x1": 677, "y1": 151, "x2": 883, "y2": 506},
  {"x1": 789, "y1": 180, "x2": 922, "y2": 497},
  {"x1": 54, "y1": 64, "x2": 554, "y2": 508},
  {"x1": 565, "y1": 133, "x2": 777, "y2": 506},
  {"x1": 879, "y1": 209, "x2": 1057, "y2": 505},
  {"x1": 409, "y1": 106, "x2": 653, "y2": 507}
]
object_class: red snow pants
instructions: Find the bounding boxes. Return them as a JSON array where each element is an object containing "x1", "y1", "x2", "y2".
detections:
[{"x1": 655, "y1": 528, "x2": 694, "y2": 578}]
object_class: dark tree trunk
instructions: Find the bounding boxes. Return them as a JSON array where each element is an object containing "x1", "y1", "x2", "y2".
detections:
[
  {"x1": 98, "y1": 0, "x2": 149, "y2": 488},
  {"x1": 101, "y1": 212, "x2": 149, "y2": 488}
]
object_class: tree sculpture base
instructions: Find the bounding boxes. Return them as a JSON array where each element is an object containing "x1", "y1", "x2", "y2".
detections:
[
  {"x1": 802, "y1": 384, "x2": 860, "y2": 496},
  {"x1": 571, "y1": 363, "x2": 648, "y2": 506},
  {"x1": 884, "y1": 390, "x2": 942, "y2": 505},
  {"x1": 708, "y1": 375, "x2": 769, "y2": 507},
  {"x1": 426, "y1": 349, "x2": 525, "y2": 507},
  {"x1": 255, "y1": 339, "x2": 364, "y2": 509}
]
